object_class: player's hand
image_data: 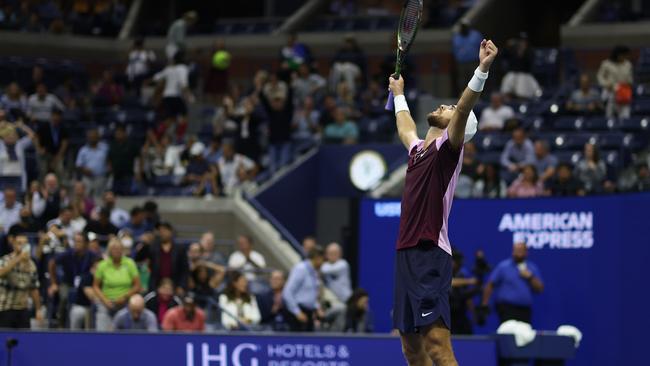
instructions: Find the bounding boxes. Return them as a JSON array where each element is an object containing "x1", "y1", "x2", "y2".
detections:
[
  {"x1": 388, "y1": 75, "x2": 405, "y2": 96},
  {"x1": 479, "y1": 39, "x2": 498, "y2": 72}
]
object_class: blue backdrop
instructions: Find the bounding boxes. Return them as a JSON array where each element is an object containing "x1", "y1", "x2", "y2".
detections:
[
  {"x1": 0, "y1": 331, "x2": 496, "y2": 366},
  {"x1": 358, "y1": 193, "x2": 650, "y2": 366}
]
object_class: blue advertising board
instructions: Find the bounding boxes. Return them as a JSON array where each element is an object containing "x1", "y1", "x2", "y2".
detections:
[
  {"x1": 358, "y1": 193, "x2": 650, "y2": 366},
  {"x1": 0, "y1": 331, "x2": 496, "y2": 366}
]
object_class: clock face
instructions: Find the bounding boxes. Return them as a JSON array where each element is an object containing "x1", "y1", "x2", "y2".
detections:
[{"x1": 349, "y1": 150, "x2": 387, "y2": 191}]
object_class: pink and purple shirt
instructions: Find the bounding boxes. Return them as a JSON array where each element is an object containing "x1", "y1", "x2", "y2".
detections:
[{"x1": 396, "y1": 131, "x2": 464, "y2": 255}]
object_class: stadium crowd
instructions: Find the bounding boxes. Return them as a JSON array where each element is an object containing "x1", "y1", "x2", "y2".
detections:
[
  {"x1": 0, "y1": 0, "x2": 129, "y2": 36},
  {"x1": 0, "y1": 185, "x2": 372, "y2": 333}
]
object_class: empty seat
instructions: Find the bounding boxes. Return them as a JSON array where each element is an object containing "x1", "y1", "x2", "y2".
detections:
[
  {"x1": 634, "y1": 98, "x2": 650, "y2": 115},
  {"x1": 554, "y1": 150, "x2": 582, "y2": 165},
  {"x1": 476, "y1": 133, "x2": 510, "y2": 151},
  {"x1": 552, "y1": 133, "x2": 591, "y2": 150},
  {"x1": 593, "y1": 132, "x2": 624, "y2": 149},
  {"x1": 620, "y1": 116, "x2": 650, "y2": 132},
  {"x1": 553, "y1": 116, "x2": 584, "y2": 131},
  {"x1": 584, "y1": 116, "x2": 618, "y2": 131}
]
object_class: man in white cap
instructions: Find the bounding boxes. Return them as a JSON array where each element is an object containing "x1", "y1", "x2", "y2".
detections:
[
  {"x1": 388, "y1": 39, "x2": 498, "y2": 366},
  {"x1": 182, "y1": 142, "x2": 219, "y2": 197}
]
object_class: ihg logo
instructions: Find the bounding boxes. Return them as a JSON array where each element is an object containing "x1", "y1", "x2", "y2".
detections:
[{"x1": 186, "y1": 343, "x2": 259, "y2": 366}]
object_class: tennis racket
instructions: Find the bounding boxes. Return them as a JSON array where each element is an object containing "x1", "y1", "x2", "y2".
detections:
[{"x1": 385, "y1": 0, "x2": 424, "y2": 111}]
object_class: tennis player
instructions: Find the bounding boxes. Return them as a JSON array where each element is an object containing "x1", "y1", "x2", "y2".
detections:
[{"x1": 388, "y1": 39, "x2": 498, "y2": 366}]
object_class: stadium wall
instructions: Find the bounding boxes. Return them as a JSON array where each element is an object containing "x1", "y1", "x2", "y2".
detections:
[{"x1": 359, "y1": 193, "x2": 650, "y2": 366}]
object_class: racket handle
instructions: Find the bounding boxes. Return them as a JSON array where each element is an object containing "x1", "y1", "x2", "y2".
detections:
[{"x1": 385, "y1": 91, "x2": 395, "y2": 111}]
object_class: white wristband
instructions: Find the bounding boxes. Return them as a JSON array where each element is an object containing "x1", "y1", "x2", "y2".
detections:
[
  {"x1": 468, "y1": 67, "x2": 489, "y2": 92},
  {"x1": 394, "y1": 94, "x2": 409, "y2": 116}
]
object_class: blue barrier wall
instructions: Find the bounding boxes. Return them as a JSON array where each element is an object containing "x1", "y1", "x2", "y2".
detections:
[
  {"x1": 358, "y1": 193, "x2": 650, "y2": 366},
  {"x1": 256, "y1": 144, "x2": 405, "y2": 242},
  {"x1": 0, "y1": 331, "x2": 496, "y2": 366}
]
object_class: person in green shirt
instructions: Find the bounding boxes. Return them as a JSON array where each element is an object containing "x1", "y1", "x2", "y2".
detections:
[
  {"x1": 93, "y1": 239, "x2": 141, "y2": 331},
  {"x1": 324, "y1": 107, "x2": 358, "y2": 144}
]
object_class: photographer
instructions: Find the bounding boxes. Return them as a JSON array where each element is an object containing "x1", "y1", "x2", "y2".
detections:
[{"x1": 0, "y1": 234, "x2": 43, "y2": 328}]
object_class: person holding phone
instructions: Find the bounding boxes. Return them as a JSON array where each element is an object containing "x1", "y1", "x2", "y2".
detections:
[
  {"x1": 0, "y1": 234, "x2": 43, "y2": 328},
  {"x1": 480, "y1": 241, "x2": 544, "y2": 324}
]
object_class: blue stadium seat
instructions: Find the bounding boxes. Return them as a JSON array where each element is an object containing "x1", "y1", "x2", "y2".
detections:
[
  {"x1": 477, "y1": 151, "x2": 501, "y2": 165},
  {"x1": 553, "y1": 116, "x2": 584, "y2": 131},
  {"x1": 522, "y1": 116, "x2": 545, "y2": 131},
  {"x1": 620, "y1": 116, "x2": 650, "y2": 132},
  {"x1": 584, "y1": 116, "x2": 618, "y2": 131},
  {"x1": 554, "y1": 150, "x2": 582, "y2": 165},
  {"x1": 603, "y1": 150, "x2": 622, "y2": 171},
  {"x1": 594, "y1": 132, "x2": 624, "y2": 149},
  {"x1": 0, "y1": 176, "x2": 22, "y2": 191},
  {"x1": 552, "y1": 133, "x2": 592, "y2": 150},
  {"x1": 476, "y1": 133, "x2": 510, "y2": 151},
  {"x1": 622, "y1": 133, "x2": 648, "y2": 151},
  {"x1": 633, "y1": 98, "x2": 650, "y2": 115}
]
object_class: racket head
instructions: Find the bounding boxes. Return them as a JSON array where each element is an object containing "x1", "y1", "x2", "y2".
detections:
[{"x1": 396, "y1": 0, "x2": 424, "y2": 53}]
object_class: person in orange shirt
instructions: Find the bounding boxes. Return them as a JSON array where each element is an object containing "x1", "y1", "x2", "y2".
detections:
[{"x1": 161, "y1": 293, "x2": 205, "y2": 332}]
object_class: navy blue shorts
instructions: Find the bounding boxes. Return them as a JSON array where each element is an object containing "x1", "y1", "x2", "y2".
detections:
[{"x1": 392, "y1": 241, "x2": 452, "y2": 333}]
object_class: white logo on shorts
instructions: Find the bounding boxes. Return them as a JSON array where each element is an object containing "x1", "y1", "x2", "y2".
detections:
[{"x1": 421, "y1": 312, "x2": 433, "y2": 317}]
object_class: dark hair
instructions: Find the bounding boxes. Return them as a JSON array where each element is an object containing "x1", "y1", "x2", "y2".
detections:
[
  {"x1": 307, "y1": 246, "x2": 325, "y2": 260},
  {"x1": 173, "y1": 51, "x2": 185, "y2": 64},
  {"x1": 60, "y1": 205, "x2": 73, "y2": 213},
  {"x1": 158, "y1": 277, "x2": 174, "y2": 289},
  {"x1": 130, "y1": 206, "x2": 143, "y2": 217},
  {"x1": 522, "y1": 164, "x2": 538, "y2": 182},
  {"x1": 610, "y1": 45, "x2": 630, "y2": 62},
  {"x1": 114, "y1": 124, "x2": 127, "y2": 132},
  {"x1": 143, "y1": 201, "x2": 158, "y2": 212},
  {"x1": 586, "y1": 143, "x2": 600, "y2": 163},
  {"x1": 223, "y1": 271, "x2": 251, "y2": 303},
  {"x1": 133, "y1": 37, "x2": 144, "y2": 48},
  {"x1": 156, "y1": 221, "x2": 173, "y2": 231},
  {"x1": 345, "y1": 288, "x2": 369, "y2": 322}
]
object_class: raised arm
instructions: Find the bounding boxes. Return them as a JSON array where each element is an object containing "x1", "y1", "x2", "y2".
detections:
[
  {"x1": 388, "y1": 76, "x2": 419, "y2": 150},
  {"x1": 448, "y1": 40, "x2": 498, "y2": 150}
]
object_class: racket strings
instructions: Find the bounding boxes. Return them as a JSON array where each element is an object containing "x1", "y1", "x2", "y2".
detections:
[{"x1": 398, "y1": 0, "x2": 422, "y2": 47}]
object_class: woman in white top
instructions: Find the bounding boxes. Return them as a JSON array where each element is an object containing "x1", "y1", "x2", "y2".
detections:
[
  {"x1": 219, "y1": 271, "x2": 261, "y2": 330},
  {"x1": 597, "y1": 46, "x2": 634, "y2": 118}
]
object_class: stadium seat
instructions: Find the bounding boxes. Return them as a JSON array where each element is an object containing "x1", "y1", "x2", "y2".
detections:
[
  {"x1": 633, "y1": 98, "x2": 650, "y2": 115},
  {"x1": 554, "y1": 150, "x2": 582, "y2": 164},
  {"x1": 476, "y1": 133, "x2": 510, "y2": 151},
  {"x1": 594, "y1": 132, "x2": 624, "y2": 149},
  {"x1": 553, "y1": 116, "x2": 584, "y2": 131},
  {"x1": 620, "y1": 116, "x2": 650, "y2": 132},
  {"x1": 584, "y1": 116, "x2": 618, "y2": 131},
  {"x1": 552, "y1": 133, "x2": 592, "y2": 150},
  {"x1": 477, "y1": 151, "x2": 501, "y2": 165}
]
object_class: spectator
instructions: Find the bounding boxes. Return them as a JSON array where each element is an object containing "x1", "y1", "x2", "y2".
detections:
[
  {"x1": 533, "y1": 140, "x2": 557, "y2": 182},
  {"x1": 1, "y1": 82, "x2": 27, "y2": 120},
  {"x1": 47, "y1": 232, "x2": 97, "y2": 327},
  {"x1": 622, "y1": 163, "x2": 650, "y2": 192},
  {"x1": 161, "y1": 293, "x2": 205, "y2": 332},
  {"x1": 187, "y1": 242, "x2": 203, "y2": 272},
  {"x1": 481, "y1": 242, "x2": 544, "y2": 324},
  {"x1": 566, "y1": 73, "x2": 603, "y2": 115},
  {"x1": 7, "y1": 206, "x2": 39, "y2": 248},
  {"x1": 507, "y1": 165, "x2": 544, "y2": 198},
  {"x1": 597, "y1": 45, "x2": 633, "y2": 118},
  {"x1": 182, "y1": 142, "x2": 219, "y2": 197},
  {"x1": 280, "y1": 33, "x2": 312, "y2": 72},
  {"x1": 479, "y1": 93, "x2": 515, "y2": 131},
  {"x1": 291, "y1": 96, "x2": 320, "y2": 153},
  {"x1": 113, "y1": 294, "x2": 158, "y2": 332},
  {"x1": 0, "y1": 234, "x2": 43, "y2": 328},
  {"x1": 31, "y1": 173, "x2": 63, "y2": 227},
  {"x1": 321, "y1": 242, "x2": 352, "y2": 303},
  {"x1": 217, "y1": 142, "x2": 256, "y2": 196},
  {"x1": 319, "y1": 94, "x2": 338, "y2": 128},
  {"x1": 575, "y1": 143, "x2": 607, "y2": 194},
  {"x1": 473, "y1": 163, "x2": 506, "y2": 198},
  {"x1": 500, "y1": 34, "x2": 541, "y2": 100},
  {"x1": 228, "y1": 235, "x2": 266, "y2": 282},
  {"x1": 123, "y1": 206, "x2": 151, "y2": 240},
  {"x1": 166, "y1": 11, "x2": 198, "y2": 61},
  {"x1": 93, "y1": 191, "x2": 129, "y2": 229},
  {"x1": 69, "y1": 257, "x2": 100, "y2": 330},
  {"x1": 500, "y1": 127, "x2": 535, "y2": 183},
  {"x1": 143, "y1": 201, "x2": 160, "y2": 228},
  {"x1": 292, "y1": 64, "x2": 327, "y2": 105},
  {"x1": 76, "y1": 128, "x2": 109, "y2": 197},
  {"x1": 188, "y1": 263, "x2": 224, "y2": 309},
  {"x1": 344, "y1": 288, "x2": 373, "y2": 333},
  {"x1": 358, "y1": 79, "x2": 392, "y2": 142},
  {"x1": 283, "y1": 246, "x2": 325, "y2": 332},
  {"x1": 45, "y1": 206, "x2": 80, "y2": 245},
  {"x1": 330, "y1": 34, "x2": 365, "y2": 95},
  {"x1": 219, "y1": 270, "x2": 262, "y2": 330},
  {"x1": 200, "y1": 231, "x2": 226, "y2": 266},
  {"x1": 0, "y1": 120, "x2": 35, "y2": 190},
  {"x1": 259, "y1": 270, "x2": 288, "y2": 329},
  {"x1": 27, "y1": 83, "x2": 64, "y2": 123},
  {"x1": 456, "y1": 141, "x2": 482, "y2": 198},
  {"x1": 302, "y1": 236, "x2": 318, "y2": 255},
  {"x1": 84, "y1": 207, "x2": 118, "y2": 248},
  {"x1": 108, "y1": 124, "x2": 140, "y2": 195},
  {"x1": 545, "y1": 163, "x2": 586, "y2": 196},
  {"x1": 35, "y1": 108, "x2": 68, "y2": 180},
  {"x1": 126, "y1": 37, "x2": 156, "y2": 94},
  {"x1": 324, "y1": 107, "x2": 359, "y2": 144},
  {"x1": 144, "y1": 278, "x2": 182, "y2": 326},
  {"x1": 153, "y1": 51, "x2": 194, "y2": 121},
  {"x1": 258, "y1": 74, "x2": 294, "y2": 174},
  {"x1": 93, "y1": 70, "x2": 123, "y2": 107},
  {"x1": 452, "y1": 20, "x2": 483, "y2": 95},
  {"x1": 93, "y1": 239, "x2": 141, "y2": 331},
  {"x1": 70, "y1": 181, "x2": 95, "y2": 218},
  {"x1": 138, "y1": 222, "x2": 188, "y2": 294},
  {"x1": 450, "y1": 250, "x2": 477, "y2": 335},
  {"x1": 0, "y1": 187, "x2": 22, "y2": 234}
]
